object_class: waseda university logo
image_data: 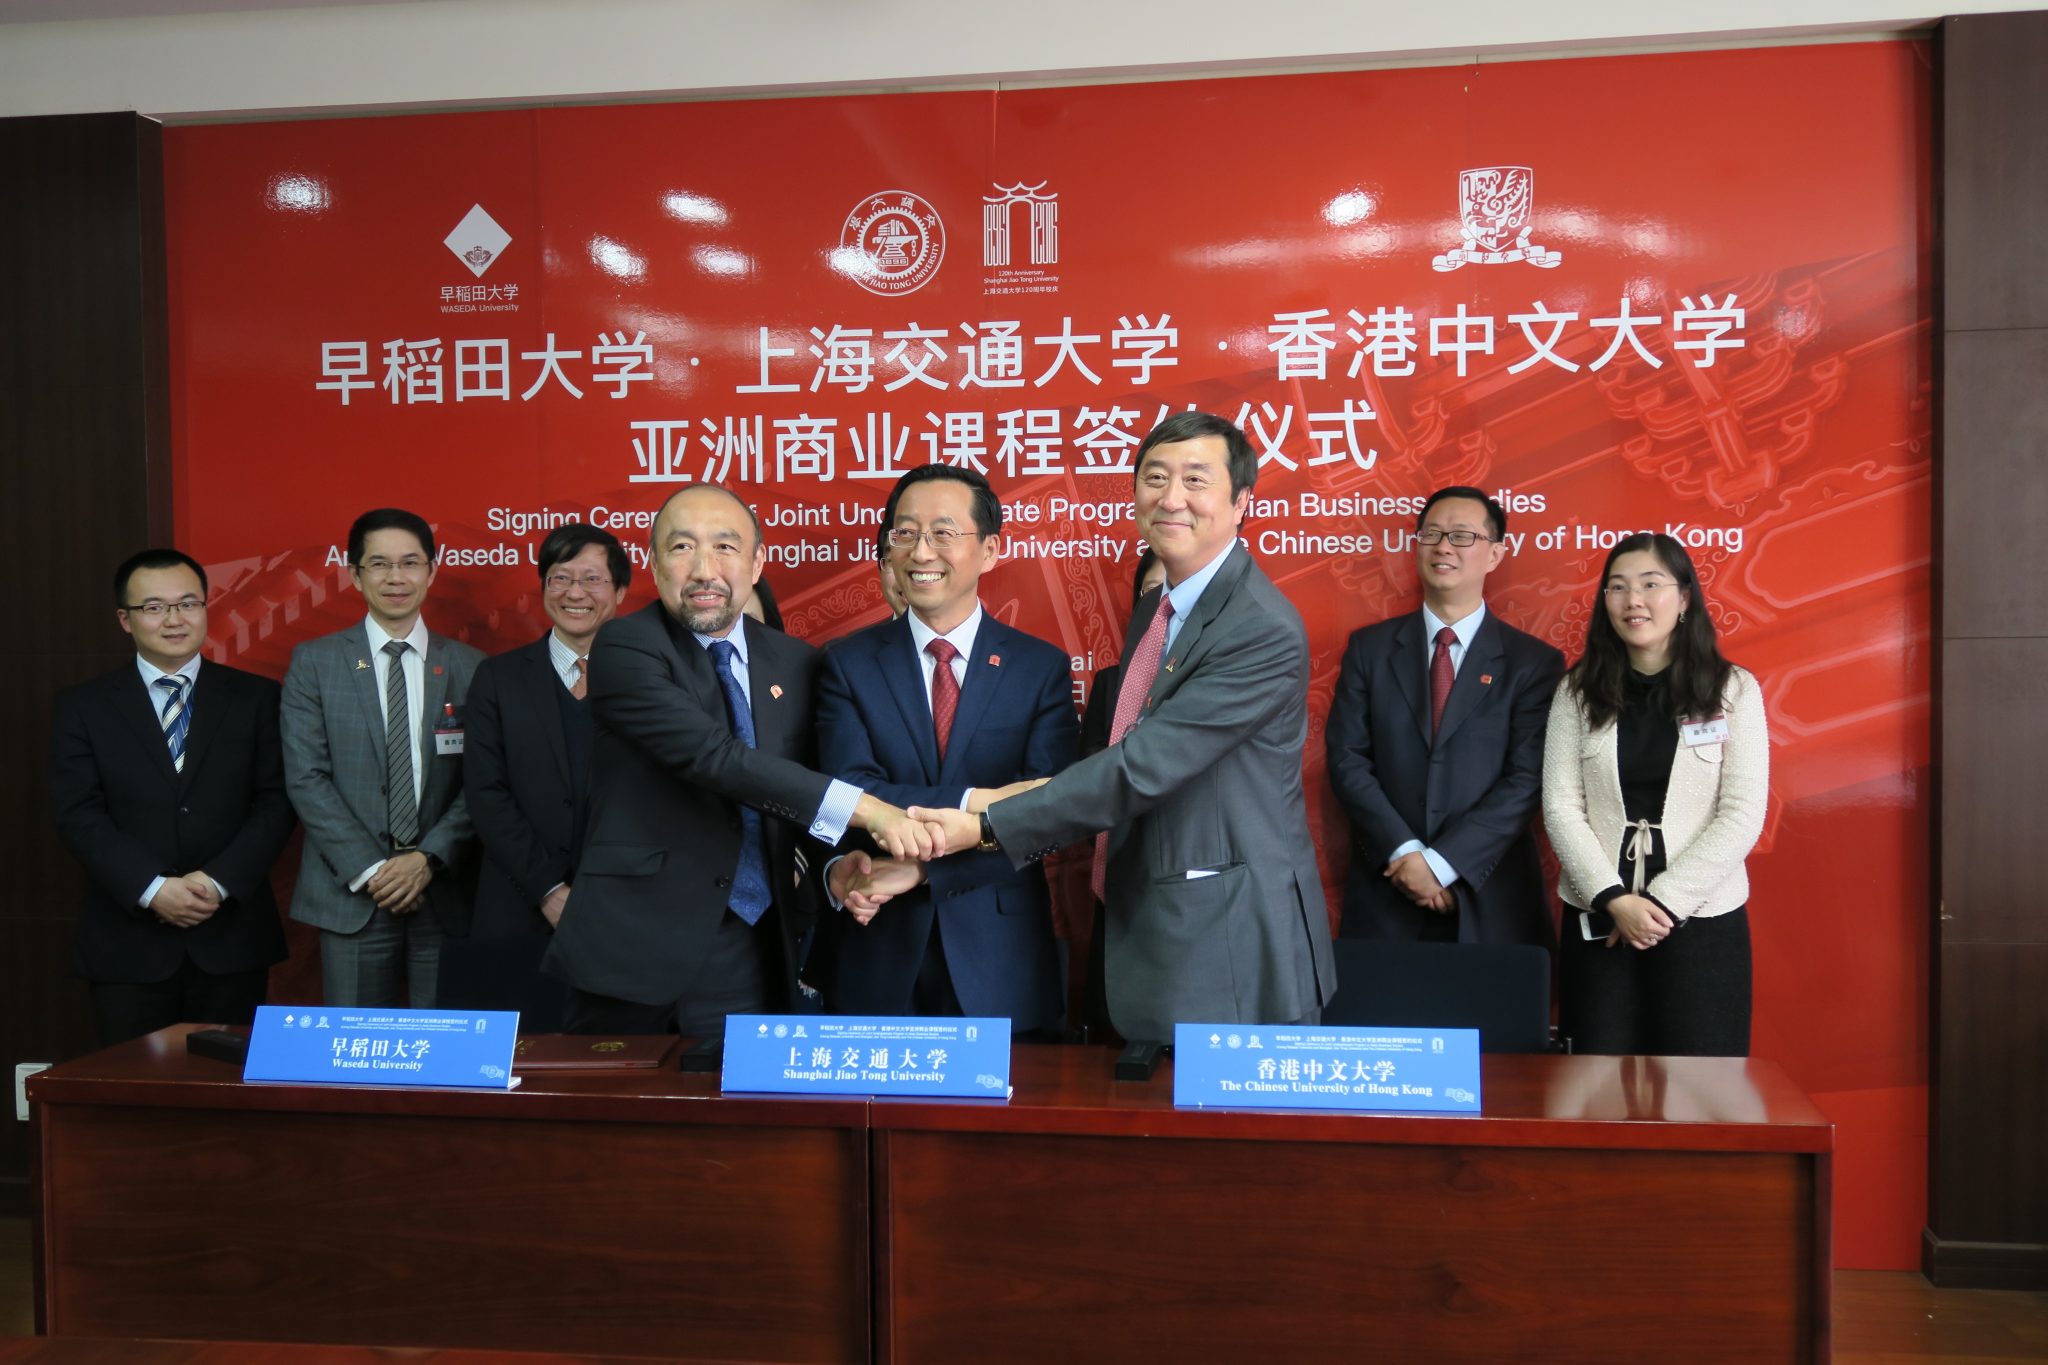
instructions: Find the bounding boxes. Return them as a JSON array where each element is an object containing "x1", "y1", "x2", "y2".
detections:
[
  {"x1": 444, "y1": 203, "x2": 512, "y2": 278},
  {"x1": 1431, "y1": 166, "x2": 1562, "y2": 272},
  {"x1": 837, "y1": 191, "x2": 946, "y2": 297}
]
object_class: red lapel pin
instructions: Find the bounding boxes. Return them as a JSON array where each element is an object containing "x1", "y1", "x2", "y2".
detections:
[
  {"x1": 432, "y1": 665, "x2": 444, "y2": 676},
  {"x1": 770, "y1": 684, "x2": 784, "y2": 699},
  {"x1": 1480, "y1": 674, "x2": 1493, "y2": 685},
  {"x1": 988, "y1": 654, "x2": 1001, "y2": 667}
]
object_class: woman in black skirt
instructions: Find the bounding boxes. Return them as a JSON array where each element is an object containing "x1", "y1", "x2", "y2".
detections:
[{"x1": 1541, "y1": 532, "x2": 1769, "y2": 1056}]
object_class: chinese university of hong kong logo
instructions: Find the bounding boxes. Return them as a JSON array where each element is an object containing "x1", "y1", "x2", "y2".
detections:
[
  {"x1": 1431, "y1": 166, "x2": 1561, "y2": 272},
  {"x1": 837, "y1": 191, "x2": 945, "y2": 297},
  {"x1": 444, "y1": 203, "x2": 512, "y2": 278}
]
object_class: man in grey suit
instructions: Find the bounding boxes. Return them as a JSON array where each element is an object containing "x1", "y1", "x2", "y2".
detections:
[
  {"x1": 1326, "y1": 487, "x2": 1565, "y2": 947},
  {"x1": 911, "y1": 412, "x2": 1336, "y2": 1042},
  {"x1": 281, "y1": 508, "x2": 484, "y2": 1007}
]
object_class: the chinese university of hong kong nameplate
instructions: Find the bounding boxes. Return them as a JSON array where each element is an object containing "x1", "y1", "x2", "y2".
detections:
[{"x1": 1172, "y1": 1023, "x2": 1481, "y2": 1113}]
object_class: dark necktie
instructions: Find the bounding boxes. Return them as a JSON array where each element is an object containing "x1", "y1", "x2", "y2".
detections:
[
  {"x1": 383, "y1": 640, "x2": 419, "y2": 847},
  {"x1": 1093, "y1": 594, "x2": 1175, "y2": 901},
  {"x1": 927, "y1": 637, "x2": 960, "y2": 760},
  {"x1": 709, "y1": 640, "x2": 772, "y2": 925},
  {"x1": 156, "y1": 676, "x2": 190, "y2": 774},
  {"x1": 571, "y1": 657, "x2": 588, "y2": 700},
  {"x1": 1430, "y1": 626, "x2": 1457, "y2": 740}
]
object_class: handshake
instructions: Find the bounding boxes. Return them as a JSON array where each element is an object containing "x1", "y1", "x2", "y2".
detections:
[{"x1": 830, "y1": 778, "x2": 1049, "y2": 926}]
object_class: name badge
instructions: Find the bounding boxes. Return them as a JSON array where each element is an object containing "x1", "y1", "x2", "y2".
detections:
[
  {"x1": 435, "y1": 729, "x2": 465, "y2": 755},
  {"x1": 1680, "y1": 714, "x2": 1729, "y2": 747},
  {"x1": 723, "y1": 1015, "x2": 1011, "y2": 1098},
  {"x1": 244, "y1": 1006, "x2": 520, "y2": 1090},
  {"x1": 1173, "y1": 1022, "x2": 1480, "y2": 1113}
]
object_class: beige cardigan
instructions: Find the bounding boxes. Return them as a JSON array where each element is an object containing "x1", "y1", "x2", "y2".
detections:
[{"x1": 1541, "y1": 665, "x2": 1769, "y2": 921}]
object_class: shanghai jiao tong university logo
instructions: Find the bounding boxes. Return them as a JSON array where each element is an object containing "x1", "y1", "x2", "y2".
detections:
[
  {"x1": 1431, "y1": 166, "x2": 1562, "y2": 272},
  {"x1": 834, "y1": 191, "x2": 946, "y2": 297}
]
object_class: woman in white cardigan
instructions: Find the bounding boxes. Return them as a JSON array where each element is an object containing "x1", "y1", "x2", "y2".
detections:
[{"x1": 1542, "y1": 533, "x2": 1769, "y2": 1056}]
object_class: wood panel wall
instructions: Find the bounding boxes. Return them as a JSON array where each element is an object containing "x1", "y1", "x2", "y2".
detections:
[
  {"x1": 1929, "y1": 10, "x2": 2048, "y2": 1290},
  {"x1": 0, "y1": 112, "x2": 170, "y2": 1212}
]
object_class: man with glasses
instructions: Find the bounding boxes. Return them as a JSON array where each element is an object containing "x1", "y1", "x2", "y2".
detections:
[
  {"x1": 813, "y1": 465, "x2": 1077, "y2": 1033},
  {"x1": 281, "y1": 508, "x2": 485, "y2": 1006},
  {"x1": 49, "y1": 549, "x2": 296, "y2": 1044},
  {"x1": 1325, "y1": 486, "x2": 1565, "y2": 947}
]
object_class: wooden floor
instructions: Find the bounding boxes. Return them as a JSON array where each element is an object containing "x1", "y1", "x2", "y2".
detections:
[{"x1": 0, "y1": 1217, "x2": 2040, "y2": 1359}]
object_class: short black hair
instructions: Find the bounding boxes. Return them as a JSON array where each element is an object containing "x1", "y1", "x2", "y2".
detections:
[
  {"x1": 876, "y1": 523, "x2": 891, "y2": 564},
  {"x1": 1417, "y1": 486, "x2": 1507, "y2": 541},
  {"x1": 348, "y1": 508, "x2": 436, "y2": 566},
  {"x1": 881, "y1": 464, "x2": 1003, "y2": 537},
  {"x1": 1134, "y1": 411, "x2": 1258, "y2": 499},
  {"x1": 752, "y1": 574, "x2": 785, "y2": 631},
  {"x1": 1131, "y1": 547, "x2": 1160, "y2": 612},
  {"x1": 537, "y1": 523, "x2": 630, "y2": 590},
  {"x1": 113, "y1": 548, "x2": 208, "y2": 608}
]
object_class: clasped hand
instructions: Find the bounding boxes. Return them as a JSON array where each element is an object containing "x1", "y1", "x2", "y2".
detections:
[{"x1": 1385, "y1": 851, "x2": 1454, "y2": 914}]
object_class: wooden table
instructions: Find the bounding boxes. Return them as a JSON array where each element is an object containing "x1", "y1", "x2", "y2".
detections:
[
  {"x1": 871, "y1": 1047, "x2": 1833, "y2": 1364},
  {"x1": 31, "y1": 1033, "x2": 1831, "y2": 1364},
  {"x1": 28, "y1": 1026, "x2": 870, "y2": 1363}
]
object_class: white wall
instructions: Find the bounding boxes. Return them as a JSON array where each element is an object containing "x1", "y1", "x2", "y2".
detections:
[{"x1": 0, "y1": 0, "x2": 2034, "y2": 121}]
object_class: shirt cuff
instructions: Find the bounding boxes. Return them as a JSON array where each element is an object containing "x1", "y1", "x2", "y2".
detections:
[
  {"x1": 139, "y1": 876, "x2": 166, "y2": 911},
  {"x1": 206, "y1": 876, "x2": 230, "y2": 902},
  {"x1": 809, "y1": 779, "x2": 861, "y2": 845},
  {"x1": 1590, "y1": 885, "x2": 1625, "y2": 914},
  {"x1": 821, "y1": 856, "x2": 848, "y2": 912},
  {"x1": 350, "y1": 860, "x2": 386, "y2": 893},
  {"x1": 1419, "y1": 847, "x2": 1460, "y2": 890},
  {"x1": 1388, "y1": 839, "x2": 1425, "y2": 864},
  {"x1": 959, "y1": 789, "x2": 975, "y2": 812}
]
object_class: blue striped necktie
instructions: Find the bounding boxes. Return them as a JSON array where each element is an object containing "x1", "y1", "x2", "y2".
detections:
[
  {"x1": 709, "y1": 640, "x2": 771, "y2": 925},
  {"x1": 155, "y1": 675, "x2": 190, "y2": 773}
]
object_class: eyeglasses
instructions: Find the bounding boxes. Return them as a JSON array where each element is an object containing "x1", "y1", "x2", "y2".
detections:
[
  {"x1": 545, "y1": 572, "x2": 615, "y2": 593},
  {"x1": 123, "y1": 598, "x2": 206, "y2": 619},
  {"x1": 358, "y1": 556, "x2": 431, "y2": 577},
  {"x1": 886, "y1": 527, "x2": 974, "y2": 552},
  {"x1": 1416, "y1": 529, "x2": 1496, "y2": 547}
]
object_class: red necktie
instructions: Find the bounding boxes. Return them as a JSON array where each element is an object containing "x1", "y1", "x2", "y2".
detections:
[
  {"x1": 1430, "y1": 626, "x2": 1457, "y2": 739},
  {"x1": 927, "y1": 637, "x2": 959, "y2": 760},
  {"x1": 1093, "y1": 595, "x2": 1175, "y2": 901}
]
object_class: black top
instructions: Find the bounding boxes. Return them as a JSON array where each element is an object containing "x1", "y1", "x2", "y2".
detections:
[{"x1": 1618, "y1": 668, "x2": 1679, "y2": 822}]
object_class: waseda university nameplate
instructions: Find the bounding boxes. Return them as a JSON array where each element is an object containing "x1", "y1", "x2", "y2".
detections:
[
  {"x1": 1173, "y1": 1023, "x2": 1481, "y2": 1113},
  {"x1": 244, "y1": 1006, "x2": 521, "y2": 1090},
  {"x1": 722, "y1": 1015, "x2": 1011, "y2": 1099}
]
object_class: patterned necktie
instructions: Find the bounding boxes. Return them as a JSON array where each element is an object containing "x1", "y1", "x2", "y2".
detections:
[
  {"x1": 1093, "y1": 594, "x2": 1175, "y2": 901},
  {"x1": 156, "y1": 676, "x2": 190, "y2": 773},
  {"x1": 926, "y1": 637, "x2": 960, "y2": 761},
  {"x1": 1430, "y1": 626, "x2": 1457, "y2": 740},
  {"x1": 571, "y1": 657, "x2": 588, "y2": 700},
  {"x1": 383, "y1": 640, "x2": 419, "y2": 848},
  {"x1": 709, "y1": 640, "x2": 772, "y2": 925}
]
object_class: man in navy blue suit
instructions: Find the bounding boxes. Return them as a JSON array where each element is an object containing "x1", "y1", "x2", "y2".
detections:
[{"x1": 815, "y1": 465, "x2": 1078, "y2": 1034}]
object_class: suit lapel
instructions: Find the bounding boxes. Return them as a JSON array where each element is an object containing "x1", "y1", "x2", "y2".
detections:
[
  {"x1": 1434, "y1": 611, "x2": 1504, "y2": 748},
  {"x1": 875, "y1": 617, "x2": 940, "y2": 782},
  {"x1": 117, "y1": 668, "x2": 180, "y2": 784},
  {"x1": 418, "y1": 633, "x2": 451, "y2": 778},
  {"x1": 1390, "y1": 612, "x2": 1429, "y2": 743},
  {"x1": 940, "y1": 616, "x2": 1010, "y2": 784},
  {"x1": 524, "y1": 635, "x2": 571, "y2": 784},
  {"x1": 348, "y1": 629, "x2": 389, "y2": 756},
  {"x1": 1148, "y1": 547, "x2": 1250, "y2": 708},
  {"x1": 177, "y1": 662, "x2": 222, "y2": 789},
  {"x1": 747, "y1": 626, "x2": 791, "y2": 757}
]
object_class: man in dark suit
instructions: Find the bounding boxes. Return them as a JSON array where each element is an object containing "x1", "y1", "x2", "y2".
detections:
[
  {"x1": 912, "y1": 412, "x2": 1337, "y2": 1042},
  {"x1": 50, "y1": 549, "x2": 296, "y2": 1045},
  {"x1": 464, "y1": 523, "x2": 630, "y2": 940},
  {"x1": 281, "y1": 508, "x2": 484, "y2": 1007},
  {"x1": 1325, "y1": 486, "x2": 1565, "y2": 947},
  {"x1": 542, "y1": 484, "x2": 940, "y2": 1039},
  {"x1": 815, "y1": 465, "x2": 1078, "y2": 1034}
]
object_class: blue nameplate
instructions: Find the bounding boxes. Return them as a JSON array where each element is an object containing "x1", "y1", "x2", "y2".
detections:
[
  {"x1": 1172, "y1": 1022, "x2": 1481, "y2": 1113},
  {"x1": 722, "y1": 1015, "x2": 1011, "y2": 1098},
  {"x1": 244, "y1": 1006, "x2": 521, "y2": 1090}
]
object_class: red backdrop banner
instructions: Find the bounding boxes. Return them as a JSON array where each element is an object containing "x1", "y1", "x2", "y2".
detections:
[{"x1": 166, "y1": 40, "x2": 1932, "y2": 1268}]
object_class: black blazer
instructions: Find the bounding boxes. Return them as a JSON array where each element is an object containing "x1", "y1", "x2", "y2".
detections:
[
  {"x1": 1325, "y1": 608, "x2": 1565, "y2": 947},
  {"x1": 543, "y1": 604, "x2": 834, "y2": 1009},
  {"x1": 49, "y1": 661, "x2": 295, "y2": 983},
  {"x1": 464, "y1": 635, "x2": 589, "y2": 939}
]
